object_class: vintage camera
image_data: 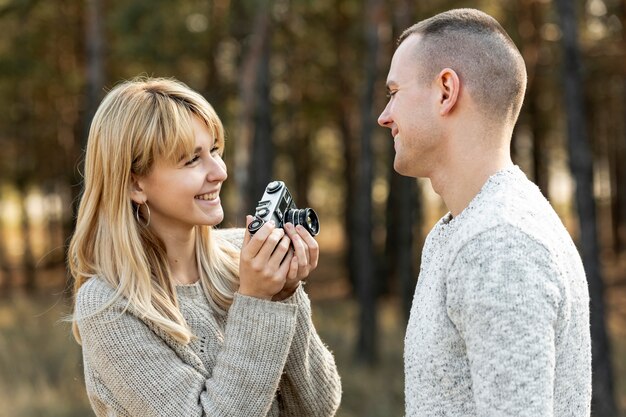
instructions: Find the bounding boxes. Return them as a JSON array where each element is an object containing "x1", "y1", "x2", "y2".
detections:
[{"x1": 248, "y1": 181, "x2": 320, "y2": 237}]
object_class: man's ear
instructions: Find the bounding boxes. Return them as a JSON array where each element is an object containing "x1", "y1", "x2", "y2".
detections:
[
  {"x1": 129, "y1": 174, "x2": 147, "y2": 204},
  {"x1": 436, "y1": 68, "x2": 460, "y2": 116}
]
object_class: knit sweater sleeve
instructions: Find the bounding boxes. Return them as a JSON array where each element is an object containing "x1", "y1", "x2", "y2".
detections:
[
  {"x1": 76, "y1": 279, "x2": 298, "y2": 417},
  {"x1": 215, "y1": 226, "x2": 341, "y2": 415},
  {"x1": 445, "y1": 225, "x2": 563, "y2": 416},
  {"x1": 277, "y1": 286, "x2": 342, "y2": 416}
]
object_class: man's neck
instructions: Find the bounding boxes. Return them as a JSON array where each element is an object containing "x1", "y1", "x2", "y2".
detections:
[
  {"x1": 430, "y1": 151, "x2": 513, "y2": 218},
  {"x1": 425, "y1": 103, "x2": 516, "y2": 217}
]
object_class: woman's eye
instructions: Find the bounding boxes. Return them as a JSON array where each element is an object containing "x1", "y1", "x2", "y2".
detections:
[
  {"x1": 185, "y1": 155, "x2": 200, "y2": 166},
  {"x1": 386, "y1": 90, "x2": 397, "y2": 99},
  {"x1": 210, "y1": 146, "x2": 221, "y2": 156}
]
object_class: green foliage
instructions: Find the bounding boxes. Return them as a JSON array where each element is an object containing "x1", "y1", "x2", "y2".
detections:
[
  {"x1": 0, "y1": 0, "x2": 83, "y2": 185},
  {"x1": 107, "y1": 0, "x2": 212, "y2": 79}
]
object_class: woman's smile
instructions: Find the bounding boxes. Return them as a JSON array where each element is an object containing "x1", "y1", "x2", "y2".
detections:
[{"x1": 194, "y1": 191, "x2": 219, "y2": 202}]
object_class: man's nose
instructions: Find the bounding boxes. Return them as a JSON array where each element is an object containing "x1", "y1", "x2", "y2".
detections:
[{"x1": 378, "y1": 105, "x2": 392, "y2": 128}]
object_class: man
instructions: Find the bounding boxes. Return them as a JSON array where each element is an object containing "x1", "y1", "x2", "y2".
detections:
[{"x1": 378, "y1": 9, "x2": 591, "y2": 416}]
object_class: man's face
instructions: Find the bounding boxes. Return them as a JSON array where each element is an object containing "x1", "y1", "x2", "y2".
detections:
[{"x1": 378, "y1": 35, "x2": 442, "y2": 178}]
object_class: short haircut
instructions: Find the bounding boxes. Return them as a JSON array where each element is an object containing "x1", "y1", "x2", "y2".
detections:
[{"x1": 399, "y1": 9, "x2": 527, "y2": 125}]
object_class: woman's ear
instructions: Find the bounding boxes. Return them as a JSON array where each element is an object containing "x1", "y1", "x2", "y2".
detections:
[
  {"x1": 436, "y1": 68, "x2": 460, "y2": 116},
  {"x1": 129, "y1": 174, "x2": 147, "y2": 204}
]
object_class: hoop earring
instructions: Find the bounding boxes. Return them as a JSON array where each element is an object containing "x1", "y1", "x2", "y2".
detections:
[{"x1": 135, "y1": 201, "x2": 151, "y2": 227}]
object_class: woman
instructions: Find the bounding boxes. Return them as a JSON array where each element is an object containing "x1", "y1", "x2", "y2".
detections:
[{"x1": 68, "y1": 77, "x2": 341, "y2": 416}]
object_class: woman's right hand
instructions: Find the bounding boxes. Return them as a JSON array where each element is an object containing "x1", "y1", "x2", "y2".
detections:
[{"x1": 238, "y1": 215, "x2": 296, "y2": 300}]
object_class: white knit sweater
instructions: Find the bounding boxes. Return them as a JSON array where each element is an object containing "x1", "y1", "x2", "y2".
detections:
[
  {"x1": 405, "y1": 166, "x2": 591, "y2": 416},
  {"x1": 75, "y1": 229, "x2": 341, "y2": 417}
]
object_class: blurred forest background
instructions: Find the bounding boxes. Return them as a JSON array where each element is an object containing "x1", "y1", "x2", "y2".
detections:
[{"x1": 0, "y1": 0, "x2": 625, "y2": 416}]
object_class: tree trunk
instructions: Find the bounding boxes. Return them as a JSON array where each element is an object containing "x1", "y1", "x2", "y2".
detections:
[
  {"x1": 554, "y1": 0, "x2": 618, "y2": 415},
  {"x1": 76, "y1": 0, "x2": 105, "y2": 238},
  {"x1": 203, "y1": 0, "x2": 232, "y2": 224},
  {"x1": 355, "y1": 0, "x2": 383, "y2": 364},
  {"x1": 607, "y1": 80, "x2": 624, "y2": 257},
  {"x1": 64, "y1": 0, "x2": 105, "y2": 286},
  {"x1": 619, "y1": 76, "x2": 626, "y2": 254},
  {"x1": 517, "y1": 0, "x2": 549, "y2": 195},
  {"x1": 19, "y1": 185, "x2": 37, "y2": 293},
  {"x1": 85, "y1": 0, "x2": 105, "y2": 142},
  {"x1": 204, "y1": 0, "x2": 228, "y2": 108},
  {"x1": 249, "y1": 31, "x2": 273, "y2": 210},
  {"x1": 333, "y1": 0, "x2": 358, "y2": 292},
  {"x1": 384, "y1": 0, "x2": 420, "y2": 322},
  {"x1": 235, "y1": 1, "x2": 271, "y2": 219},
  {"x1": 616, "y1": 0, "x2": 626, "y2": 255},
  {"x1": 0, "y1": 209, "x2": 11, "y2": 294},
  {"x1": 385, "y1": 173, "x2": 420, "y2": 321}
]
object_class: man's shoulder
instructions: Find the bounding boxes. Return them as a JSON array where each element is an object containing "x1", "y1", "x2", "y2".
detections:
[
  {"x1": 459, "y1": 175, "x2": 561, "y2": 241},
  {"x1": 442, "y1": 181, "x2": 579, "y2": 275}
]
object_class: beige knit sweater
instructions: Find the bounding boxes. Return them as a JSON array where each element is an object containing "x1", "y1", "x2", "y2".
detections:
[{"x1": 74, "y1": 229, "x2": 341, "y2": 417}]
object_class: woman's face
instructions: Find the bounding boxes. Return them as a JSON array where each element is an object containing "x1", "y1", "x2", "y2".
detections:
[{"x1": 135, "y1": 116, "x2": 227, "y2": 236}]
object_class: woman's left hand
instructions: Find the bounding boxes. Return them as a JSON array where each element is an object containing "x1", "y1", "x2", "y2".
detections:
[{"x1": 272, "y1": 222, "x2": 319, "y2": 300}]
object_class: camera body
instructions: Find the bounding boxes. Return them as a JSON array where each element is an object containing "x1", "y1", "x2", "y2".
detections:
[{"x1": 248, "y1": 181, "x2": 320, "y2": 236}]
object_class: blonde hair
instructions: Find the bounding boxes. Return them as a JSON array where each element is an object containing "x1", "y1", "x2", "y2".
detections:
[
  {"x1": 400, "y1": 9, "x2": 527, "y2": 125},
  {"x1": 68, "y1": 77, "x2": 240, "y2": 344}
]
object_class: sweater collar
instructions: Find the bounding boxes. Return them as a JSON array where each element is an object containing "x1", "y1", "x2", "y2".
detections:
[{"x1": 438, "y1": 165, "x2": 524, "y2": 232}]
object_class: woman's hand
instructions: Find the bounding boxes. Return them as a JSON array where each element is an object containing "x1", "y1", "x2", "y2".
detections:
[
  {"x1": 238, "y1": 216, "x2": 295, "y2": 300},
  {"x1": 272, "y1": 222, "x2": 320, "y2": 301}
]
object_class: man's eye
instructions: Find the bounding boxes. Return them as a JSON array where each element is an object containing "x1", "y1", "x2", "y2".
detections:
[{"x1": 386, "y1": 90, "x2": 397, "y2": 99}]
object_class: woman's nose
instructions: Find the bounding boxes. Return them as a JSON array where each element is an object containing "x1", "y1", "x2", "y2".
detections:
[{"x1": 206, "y1": 156, "x2": 227, "y2": 182}]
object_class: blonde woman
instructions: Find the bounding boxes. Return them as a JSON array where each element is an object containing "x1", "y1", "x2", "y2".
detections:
[{"x1": 68, "y1": 77, "x2": 341, "y2": 417}]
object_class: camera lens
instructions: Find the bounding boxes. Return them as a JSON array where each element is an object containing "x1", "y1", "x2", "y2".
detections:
[
  {"x1": 247, "y1": 217, "x2": 265, "y2": 235},
  {"x1": 285, "y1": 208, "x2": 320, "y2": 236}
]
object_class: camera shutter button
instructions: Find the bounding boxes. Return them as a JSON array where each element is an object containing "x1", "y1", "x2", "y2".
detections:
[
  {"x1": 267, "y1": 181, "x2": 282, "y2": 193},
  {"x1": 256, "y1": 207, "x2": 270, "y2": 217}
]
